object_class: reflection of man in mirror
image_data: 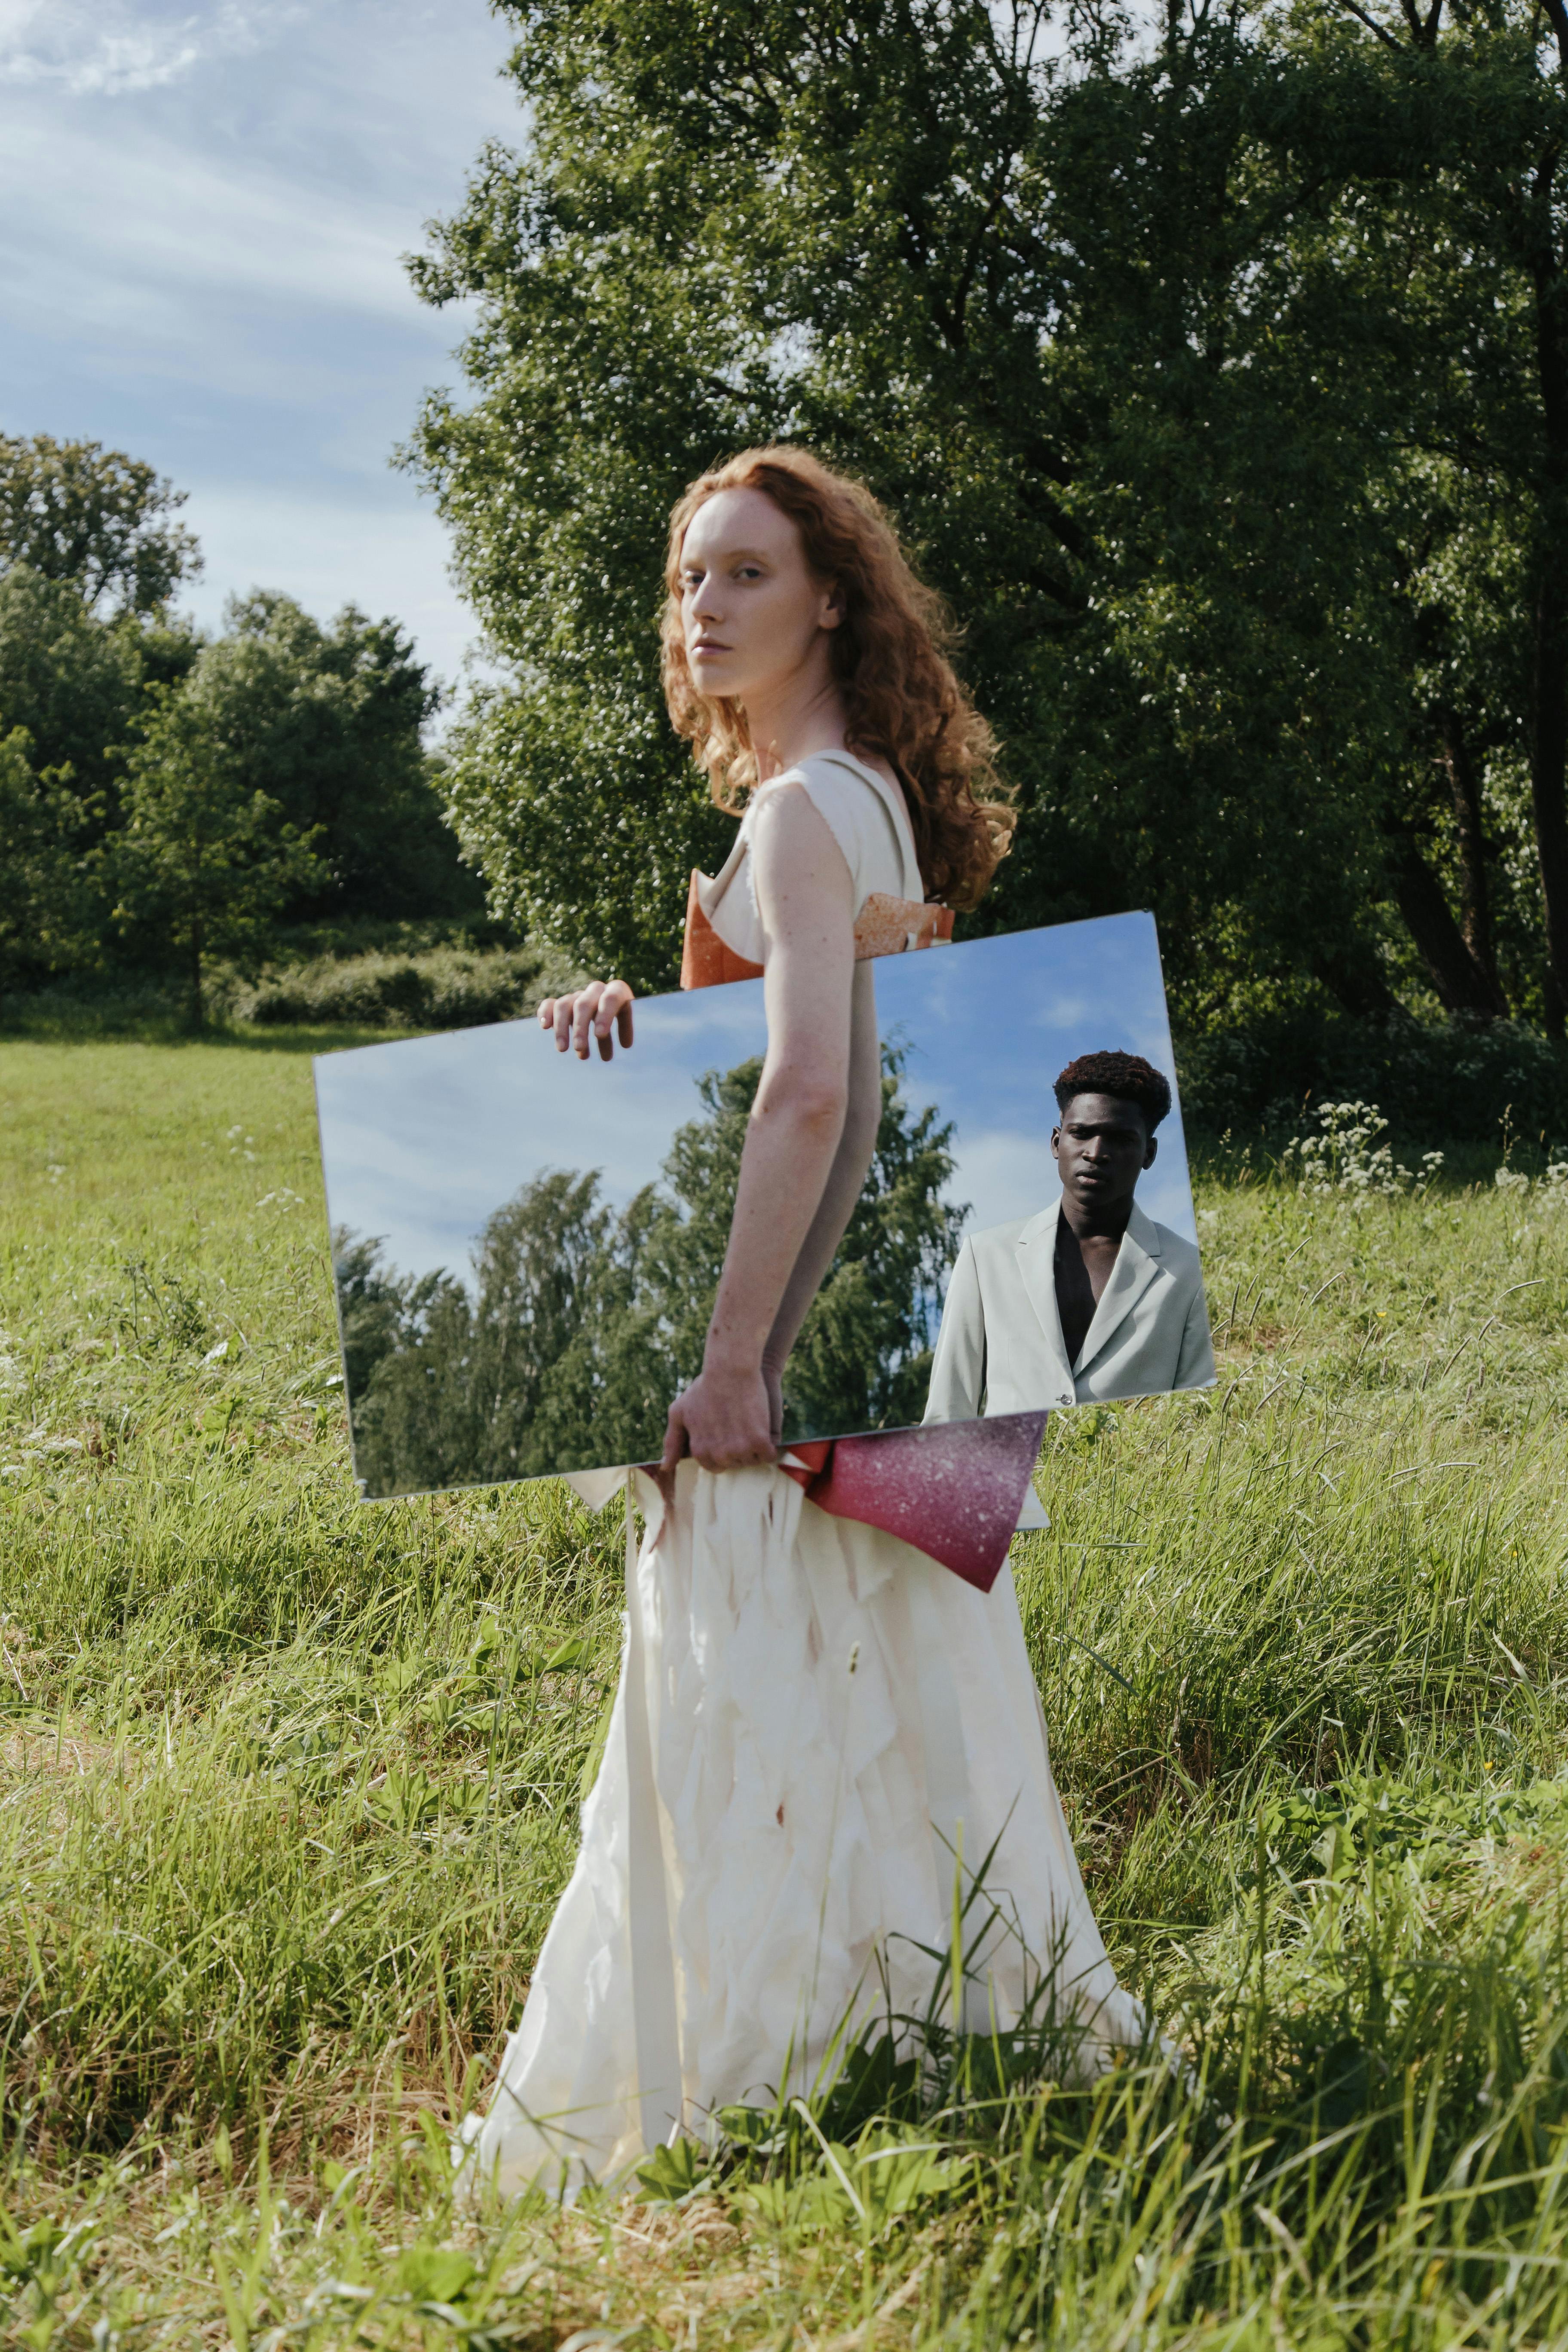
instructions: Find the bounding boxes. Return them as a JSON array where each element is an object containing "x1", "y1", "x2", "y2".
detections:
[{"x1": 925, "y1": 1050, "x2": 1215, "y2": 1419}]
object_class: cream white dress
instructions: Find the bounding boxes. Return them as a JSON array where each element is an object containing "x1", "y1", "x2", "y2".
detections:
[{"x1": 462, "y1": 757, "x2": 1144, "y2": 2196}]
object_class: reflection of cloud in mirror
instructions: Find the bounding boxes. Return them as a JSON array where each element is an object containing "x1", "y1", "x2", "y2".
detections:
[
  {"x1": 313, "y1": 986, "x2": 768, "y2": 1289},
  {"x1": 313, "y1": 910, "x2": 1195, "y2": 1292}
]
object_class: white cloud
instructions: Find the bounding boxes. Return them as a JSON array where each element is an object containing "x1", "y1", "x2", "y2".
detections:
[
  {"x1": 0, "y1": 1, "x2": 282, "y2": 97},
  {"x1": 0, "y1": 0, "x2": 519, "y2": 678}
]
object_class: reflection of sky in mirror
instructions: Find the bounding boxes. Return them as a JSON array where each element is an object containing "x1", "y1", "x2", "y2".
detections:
[{"x1": 313, "y1": 912, "x2": 1197, "y2": 1291}]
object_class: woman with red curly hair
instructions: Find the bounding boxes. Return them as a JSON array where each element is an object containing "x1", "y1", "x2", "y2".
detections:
[{"x1": 464, "y1": 449, "x2": 1144, "y2": 2196}]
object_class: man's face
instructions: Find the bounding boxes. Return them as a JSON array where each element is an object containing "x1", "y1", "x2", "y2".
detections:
[{"x1": 1051, "y1": 1092, "x2": 1156, "y2": 1216}]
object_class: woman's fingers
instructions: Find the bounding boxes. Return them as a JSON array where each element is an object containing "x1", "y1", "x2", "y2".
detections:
[
  {"x1": 536, "y1": 981, "x2": 637, "y2": 1060},
  {"x1": 661, "y1": 1396, "x2": 691, "y2": 1476},
  {"x1": 666, "y1": 1369, "x2": 776, "y2": 1472},
  {"x1": 593, "y1": 979, "x2": 634, "y2": 1060}
]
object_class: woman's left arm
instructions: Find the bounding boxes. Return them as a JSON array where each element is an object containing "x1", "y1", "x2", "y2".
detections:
[{"x1": 662, "y1": 783, "x2": 858, "y2": 1473}]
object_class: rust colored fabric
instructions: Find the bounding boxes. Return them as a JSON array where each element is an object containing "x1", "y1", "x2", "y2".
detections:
[
  {"x1": 680, "y1": 875, "x2": 764, "y2": 991},
  {"x1": 680, "y1": 870, "x2": 954, "y2": 992}
]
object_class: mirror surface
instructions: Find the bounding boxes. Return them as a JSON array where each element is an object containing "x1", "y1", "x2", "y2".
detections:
[{"x1": 315, "y1": 913, "x2": 1212, "y2": 1498}]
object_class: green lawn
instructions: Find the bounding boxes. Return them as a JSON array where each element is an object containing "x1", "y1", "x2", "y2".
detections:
[{"x1": 3, "y1": 1033, "x2": 1568, "y2": 2347}]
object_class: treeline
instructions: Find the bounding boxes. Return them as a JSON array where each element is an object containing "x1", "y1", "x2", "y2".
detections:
[
  {"x1": 340, "y1": 1053, "x2": 963, "y2": 1494},
  {"x1": 0, "y1": 433, "x2": 478, "y2": 1020},
  {"x1": 399, "y1": 0, "x2": 1568, "y2": 1041}
]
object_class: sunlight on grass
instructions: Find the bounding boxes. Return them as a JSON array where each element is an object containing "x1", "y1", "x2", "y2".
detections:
[{"x1": 3, "y1": 1036, "x2": 1568, "y2": 2344}]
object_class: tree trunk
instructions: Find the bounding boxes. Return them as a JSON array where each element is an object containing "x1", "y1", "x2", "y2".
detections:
[
  {"x1": 1389, "y1": 835, "x2": 1507, "y2": 1017},
  {"x1": 1435, "y1": 707, "x2": 1507, "y2": 1013},
  {"x1": 1525, "y1": 90, "x2": 1568, "y2": 1035},
  {"x1": 1311, "y1": 945, "x2": 1399, "y2": 1020},
  {"x1": 190, "y1": 917, "x2": 204, "y2": 1030},
  {"x1": 1529, "y1": 564, "x2": 1568, "y2": 1036}
]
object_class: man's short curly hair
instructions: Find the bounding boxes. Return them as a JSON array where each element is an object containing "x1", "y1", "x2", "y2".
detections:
[{"x1": 1054, "y1": 1051, "x2": 1173, "y2": 1131}]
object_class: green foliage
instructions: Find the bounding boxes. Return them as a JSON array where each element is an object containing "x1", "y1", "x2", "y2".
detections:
[
  {"x1": 403, "y1": 0, "x2": 1568, "y2": 1031},
  {"x1": 0, "y1": 561, "x2": 190, "y2": 822},
  {"x1": 109, "y1": 689, "x2": 328, "y2": 1024},
  {"x1": 232, "y1": 939, "x2": 569, "y2": 1030},
  {"x1": 0, "y1": 441, "x2": 478, "y2": 1007},
  {"x1": 343, "y1": 1047, "x2": 963, "y2": 1495},
  {"x1": 1180, "y1": 1007, "x2": 1568, "y2": 1146},
  {"x1": 0, "y1": 430, "x2": 200, "y2": 615},
  {"x1": 183, "y1": 592, "x2": 476, "y2": 924},
  {"x1": 0, "y1": 729, "x2": 98, "y2": 1003}
]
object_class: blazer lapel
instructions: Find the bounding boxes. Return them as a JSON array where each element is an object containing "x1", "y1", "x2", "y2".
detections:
[
  {"x1": 1014, "y1": 1201, "x2": 1077, "y2": 1395},
  {"x1": 1075, "y1": 1202, "x2": 1163, "y2": 1375}
]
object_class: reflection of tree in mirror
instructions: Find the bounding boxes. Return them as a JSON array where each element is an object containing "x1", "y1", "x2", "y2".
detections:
[{"x1": 338, "y1": 1046, "x2": 965, "y2": 1497}]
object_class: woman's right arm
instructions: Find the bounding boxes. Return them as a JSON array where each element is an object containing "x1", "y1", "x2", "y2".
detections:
[
  {"x1": 661, "y1": 783, "x2": 859, "y2": 1472},
  {"x1": 537, "y1": 978, "x2": 635, "y2": 1060}
]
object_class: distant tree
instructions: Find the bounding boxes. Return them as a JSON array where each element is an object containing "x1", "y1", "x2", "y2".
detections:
[
  {"x1": 340, "y1": 1048, "x2": 964, "y2": 1495},
  {"x1": 175, "y1": 593, "x2": 477, "y2": 924},
  {"x1": 0, "y1": 433, "x2": 201, "y2": 615},
  {"x1": 0, "y1": 727, "x2": 95, "y2": 1007},
  {"x1": 0, "y1": 564, "x2": 198, "y2": 829},
  {"x1": 109, "y1": 689, "x2": 326, "y2": 1024}
]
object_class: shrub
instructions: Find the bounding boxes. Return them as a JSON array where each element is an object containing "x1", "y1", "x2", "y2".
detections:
[
  {"x1": 1178, "y1": 1009, "x2": 1568, "y2": 1147},
  {"x1": 231, "y1": 943, "x2": 580, "y2": 1031}
]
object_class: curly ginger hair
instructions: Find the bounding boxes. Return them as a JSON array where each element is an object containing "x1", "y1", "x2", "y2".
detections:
[{"x1": 660, "y1": 446, "x2": 1015, "y2": 911}]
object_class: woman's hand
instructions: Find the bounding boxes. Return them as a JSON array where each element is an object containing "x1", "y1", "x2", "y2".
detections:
[
  {"x1": 661, "y1": 1358, "x2": 776, "y2": 1476},
  {"x1": 537, "y1": 979, "x2": 634, "y2": 1060}
]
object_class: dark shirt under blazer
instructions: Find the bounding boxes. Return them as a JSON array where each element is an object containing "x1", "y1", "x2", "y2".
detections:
[{"x1": 924, "y1": 1197, "x2": 1216, "y2": 1421}]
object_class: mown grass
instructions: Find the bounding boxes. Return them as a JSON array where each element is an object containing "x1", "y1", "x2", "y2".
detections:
[{"x1": 3, "y1": 1036, "x2": 1568, "y2": 2346}]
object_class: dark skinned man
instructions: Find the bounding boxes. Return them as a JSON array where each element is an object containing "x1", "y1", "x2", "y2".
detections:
[{"x1": 924, "y1": 1051, "x2": 1215, "y2": 1419}]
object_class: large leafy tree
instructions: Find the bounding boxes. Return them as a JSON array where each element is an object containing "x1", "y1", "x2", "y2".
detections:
[
  {"x1": 0, "y1": 729, "x2": 96, "y2": 1008},
  {"x1": 404, "y1": 0, "x2": 1568, "y2": 1028},
  {"x1": 0, "y1": 433, "x2": 200, "y2": 616},
  {"x1": 401, "y1": 0, "x2": 1408, "y2": 1008}
]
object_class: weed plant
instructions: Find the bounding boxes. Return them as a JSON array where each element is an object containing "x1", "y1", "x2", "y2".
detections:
[{"x1": 2, "y1": 1039, "x2": 1568, "y2": 2344}]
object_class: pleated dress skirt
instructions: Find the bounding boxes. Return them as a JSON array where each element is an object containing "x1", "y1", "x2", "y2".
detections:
[{"x1": 462, "y1": 1461, "x2": 1145, "y2": 2196}]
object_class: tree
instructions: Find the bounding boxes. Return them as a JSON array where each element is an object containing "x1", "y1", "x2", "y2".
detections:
[
  {"x1": 0, "y1": 433, "x2": 200, "y2": 615},
  {"x1": 0, "y1": 728, "x2": 95, "y2": 1007},
  {"x1": 401, "y1": 0, "x2": 1409, "y2": 1007},
  {"x1": 110, "y1": 689, "x2": 326, "y2": 1023},
  {"x1": 172, "y1": 592, "x2": 477, "y2": 924},
  {"x1": 0, "y1": 562, "x2": 201, "y2": 839},
  {"x1": 402, "y1": 0, "x2": 1568, "y2": 1031}
]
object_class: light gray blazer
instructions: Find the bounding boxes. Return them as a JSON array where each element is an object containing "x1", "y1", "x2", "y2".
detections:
[{"x1": 924, "y1": 1198, "x2": 1216, "y2": 1422}]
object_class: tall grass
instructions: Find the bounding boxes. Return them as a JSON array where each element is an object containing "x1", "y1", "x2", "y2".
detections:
[{"x1": 3, "y1": 1036, "x2": 1567, "y2": 2344}]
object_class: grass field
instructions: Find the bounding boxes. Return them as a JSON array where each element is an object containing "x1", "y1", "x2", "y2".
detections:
[{"x1": 3, "y1": 1032, "x2": 1568, "y2": 2348}]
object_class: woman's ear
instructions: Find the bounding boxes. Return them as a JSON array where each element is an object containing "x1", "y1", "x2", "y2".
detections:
[{"x1": 819, "y1": 580, "x2": 845, "y2": 632}]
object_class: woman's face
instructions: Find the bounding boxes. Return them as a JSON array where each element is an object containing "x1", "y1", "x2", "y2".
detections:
[{"x1": 678, "y1": 487, "x2": 842, "y2": 707}]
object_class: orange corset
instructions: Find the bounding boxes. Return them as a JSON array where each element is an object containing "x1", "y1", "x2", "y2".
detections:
[{"x1": 680, "y1": 871, "x2": 954, "y2": 991}]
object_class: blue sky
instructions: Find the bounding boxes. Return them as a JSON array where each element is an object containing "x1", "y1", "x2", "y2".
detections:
[
  {"x1": 314, "y1": 913, "x2": 1200, "y2": 1293},
  {"x1": 1, "y1": 0, "x2": 518, "y2": 686}
]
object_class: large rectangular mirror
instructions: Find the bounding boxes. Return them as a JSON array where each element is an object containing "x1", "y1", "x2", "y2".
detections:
[{"x1": 315, "y1": 912, "x2": 1213, "y2": 1499}]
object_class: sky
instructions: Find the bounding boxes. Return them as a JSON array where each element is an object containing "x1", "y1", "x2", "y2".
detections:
[
  {"x1": 0, "y1": 0, "x2": 520, "y2": 688},
  {"x1": 314, "y1": 913, "x2": 1200, "y2": 1294}
]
